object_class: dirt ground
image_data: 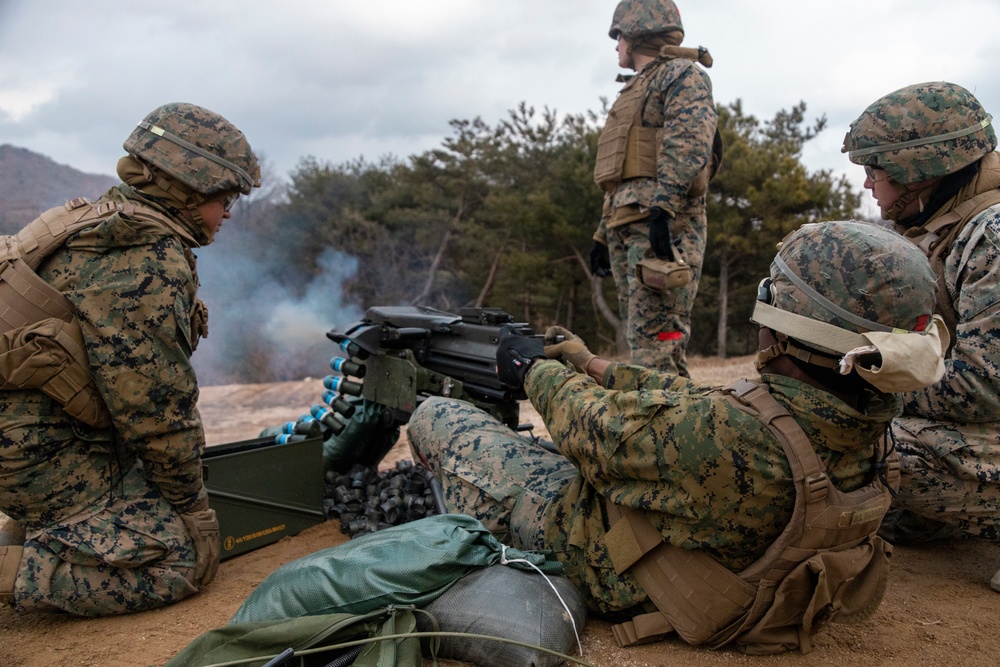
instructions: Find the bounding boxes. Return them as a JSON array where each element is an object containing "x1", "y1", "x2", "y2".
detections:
[{"x1": 3, "y1": 355, "x2": 1000, "y2": 667}]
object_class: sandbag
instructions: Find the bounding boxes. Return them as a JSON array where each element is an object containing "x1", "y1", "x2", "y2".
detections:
[
  {"x1": 416, "y1": 564, "x2": 587, "y2": 667},
  {"x1": 165, "y1": 606, "x2": 421, "y2": 667},
  {"x1": 231, "y1": 514, "x2": 561, "y2": 624}
]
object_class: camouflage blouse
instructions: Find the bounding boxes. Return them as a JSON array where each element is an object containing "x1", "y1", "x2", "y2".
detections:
[
  {"x1": 0, "y1": 186, "x2": 208, "y2": 528},
  {"x1": 524, "y1": 359, "x2": 898, "y2": 613}
]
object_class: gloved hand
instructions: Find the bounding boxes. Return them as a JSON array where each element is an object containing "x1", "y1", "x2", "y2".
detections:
[
  {"x1": 544, "y1": 326, "x2": 597, "y2": 374},
  {"x1": 589, "y1": 241, "x2": 612, "y2": 278},
  {"x1": 496, "y1": 332, "x2": 546, "y2": 389},
  {"x1": 180, "y1": 506, "x2": 221, "y2": 588},
  {"x1": 647, "y1": 207, "x2": 677, "y2": 260}
]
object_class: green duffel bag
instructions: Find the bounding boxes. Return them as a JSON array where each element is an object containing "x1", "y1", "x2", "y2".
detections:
[
  {"x1": 230, "y1": 514, "x2": 561, "y2": 624},
  {"x1": 164, "y1": 606, "x2": 422, "y2": 667}
]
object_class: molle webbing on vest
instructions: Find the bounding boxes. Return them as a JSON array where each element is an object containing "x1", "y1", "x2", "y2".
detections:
[
  {"x1": 604, "y1": 379, "x2": 895, "y2": 653},
  {"x1": 594, "y1": 66, "x2": 660, "y2": 190}
]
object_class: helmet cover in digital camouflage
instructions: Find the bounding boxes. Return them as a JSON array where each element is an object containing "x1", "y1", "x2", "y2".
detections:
[
  {"x1": 761, "y1": 221, "x2": 936, "y2": 340},
  {"x1": 751, "y1": 221, "x2": 947, "y2": 391},
  {"x1": 609, "y1": 0, "x2": 683, "y2": 40},
  {"x1": 842, "y1": 81, "x2": 997, "y2": 184},
  {"x1": 123, "y1": 102, "x2": 261, "y2": 197}
]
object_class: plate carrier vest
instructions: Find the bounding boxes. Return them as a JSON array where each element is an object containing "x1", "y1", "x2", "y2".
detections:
[{"x1": 604, "y1": 379, "x2": 898, "y2": 654}]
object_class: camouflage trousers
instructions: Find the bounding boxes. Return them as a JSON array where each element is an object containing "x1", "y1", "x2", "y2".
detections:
[
  {"x1": 407, "y1": 397, "x2": 577, "y2": 550},
  {"x1": 881, "y1": 417, "x2": 1000, "y2": 544},
  {"x1": 407, "y1": 397, "x2": 650, "y2": 617},
  {"x1": 12, "y1": 463, "x2": 199, "y2": 616},
  {"x1": 606, "y1": 216, "x2": 703, "y2": 377}
]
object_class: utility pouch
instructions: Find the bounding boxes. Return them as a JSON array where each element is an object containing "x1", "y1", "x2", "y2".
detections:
[{"x1": 636, "y1": 249, "x2": 692, "y2": 293}]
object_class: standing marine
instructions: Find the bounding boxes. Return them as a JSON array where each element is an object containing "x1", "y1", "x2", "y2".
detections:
[
  {"x1": 590, "y1": 0, "x2": 720, "y2": 376},
  {"x1": 0, "y1": 102, "x2": 260, "y2": 615},
  {"x1": 843, "y1": 81, "x2": 1000, "y2": 590}
]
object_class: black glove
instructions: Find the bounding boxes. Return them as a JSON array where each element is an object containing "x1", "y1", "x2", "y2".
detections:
[
  {"x1": 589, "y1": 241, "x2": 612, "y2": 278},
  {"x1": 496, "y1": 332, "x2": 545, "y2": 388},
  {"x1": 647, "y1": 207, "x2": 677, "y2": 261}
]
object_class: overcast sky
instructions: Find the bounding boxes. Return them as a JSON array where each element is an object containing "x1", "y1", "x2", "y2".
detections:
[{"x1": 2, "y1": 0, "x2": 999, "y2": 203}]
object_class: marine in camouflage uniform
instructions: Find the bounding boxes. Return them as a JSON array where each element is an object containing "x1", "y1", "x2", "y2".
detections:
[
  {"x1": 0, "y1": 103, "x2": 260, "y2": 615},
  {"x1": 589, "y1": 0, "x2": 718, "y2": 377},
  {"x1": 410, "y1": 221, "x2": 944, "y2": 619},
  {"x1": 843, "y1": 83, "x2": 1000, "y2": 583}
]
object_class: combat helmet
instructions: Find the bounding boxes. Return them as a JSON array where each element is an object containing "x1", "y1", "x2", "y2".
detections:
[
  {"x1": 123, "y1": 102, "x2": 260, "y2": 197},
  {"x1": 751, "y1": 220, "x2": 947, "y2": 393},
  {"x1": 842, "y1": 81, "x2": 996, "y2": 184},
  {"x1": 609, "y1": 0, "x2": 683, "y2": 40}
]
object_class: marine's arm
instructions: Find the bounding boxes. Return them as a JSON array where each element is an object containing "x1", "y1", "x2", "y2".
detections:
[
  {"x1": 903, "y1": 213, "x2": 1000, "y2": 422},
  {"x1": 67, "y1": 235, "x2": 208, "y2": 513},
  {"x1": 651, "y1": 62, "x2": 717, "y2": 214}
]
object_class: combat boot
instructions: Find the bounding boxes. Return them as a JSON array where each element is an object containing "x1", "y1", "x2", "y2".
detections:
[{"x1": 0, "y1": 545, "x2": 23, "y2": 604}]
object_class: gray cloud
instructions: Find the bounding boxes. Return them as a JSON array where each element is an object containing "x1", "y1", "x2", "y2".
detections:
[{"x1": 2, "y1": 0, "x2": 999, "y2": 205}]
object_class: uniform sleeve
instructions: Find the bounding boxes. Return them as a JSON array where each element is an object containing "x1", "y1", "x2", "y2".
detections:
[
  {"x1": 603, "y1": 361, "x2": 704, "y2": 392},
  {"x1": 903, "y1": 213, "x2": 1000, "y2": 422},
  {"x1": 68, "y1": 237, "x2": 207, "y2": 513},
  {"x1": 524, "y1": 360, "x2": 797, "y2": 564},
  {"x1": 524, "y1": 360, "x2": 755, "y2": 496},
  {"x1": 652, "y1": 63, "x2": 717, "y2": 214}
]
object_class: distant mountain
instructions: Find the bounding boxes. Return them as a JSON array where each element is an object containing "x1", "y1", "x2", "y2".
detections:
[{"x1": 0, "y1": 144, "x2": 118, "y2": 233}]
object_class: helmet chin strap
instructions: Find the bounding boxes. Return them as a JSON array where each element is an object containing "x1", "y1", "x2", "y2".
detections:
[
  {"x1": 754, "y1": 333, "x2": 842, "y2": 373},
  {"x1": 884, "y1": 180, "x2": 938, "y2": 221}
]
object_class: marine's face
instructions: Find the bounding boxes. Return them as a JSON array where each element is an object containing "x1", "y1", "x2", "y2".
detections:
[
  {"x1": 197, "y1": 198, "x2": 231, "y2": 236},
  {"x1": 616, "y1": 35, "x2": 633, "y2": 69},
  {"x1": 864, "y1": 165, "x2": 898, "y2": 220}
]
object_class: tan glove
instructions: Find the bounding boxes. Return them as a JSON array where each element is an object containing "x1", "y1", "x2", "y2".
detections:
[
  {"x1": 544, "y1": 326, "x2": 596, "y2": 374},
  {"x1": 180, "y1": 507, "x2": 220, "y2": 588}
]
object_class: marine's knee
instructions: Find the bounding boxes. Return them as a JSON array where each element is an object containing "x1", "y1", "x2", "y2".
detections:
[{"x1": 407, "y1": 397, "x2": 460, "y2": 467}]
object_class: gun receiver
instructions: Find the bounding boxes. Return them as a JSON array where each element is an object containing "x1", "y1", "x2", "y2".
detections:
[{"x1": 325, "y1": 306, "x2": 535, "y2": 430}]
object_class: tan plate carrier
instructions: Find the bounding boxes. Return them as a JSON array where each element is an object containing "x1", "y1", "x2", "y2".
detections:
[{"x1": 604, "y1": 379, "x2": 898, "y2": 654}]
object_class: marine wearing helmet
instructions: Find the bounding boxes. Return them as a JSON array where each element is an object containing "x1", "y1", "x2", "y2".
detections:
[
  {"x1": 118, "y1": 102, "x2": 261, "y2": 240},
  {"x1": 751, "y1": 220, "x2": 947, "y2": 394},
  {"x1": 842, "y1": 82, "x2": 1000, "y2": 592},
  {"x1": 842, "y1": 82, "x2": 996, "y2": 221}
]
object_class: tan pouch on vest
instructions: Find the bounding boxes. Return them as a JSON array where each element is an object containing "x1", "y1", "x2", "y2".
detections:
[
  {"x1": 735, "y1": 534, "x2": 891, "y2": 655},
  {"x1": 0, "y1": 316, "x2": 111, "y2": 428},
  {"x1": 594, "y1": 122, "x2": 633, "y2": 189}
]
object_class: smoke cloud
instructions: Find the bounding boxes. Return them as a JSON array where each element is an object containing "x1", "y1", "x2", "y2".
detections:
[{"x1": 192, "y1": 229, "x2": 363, "y2": 386}]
